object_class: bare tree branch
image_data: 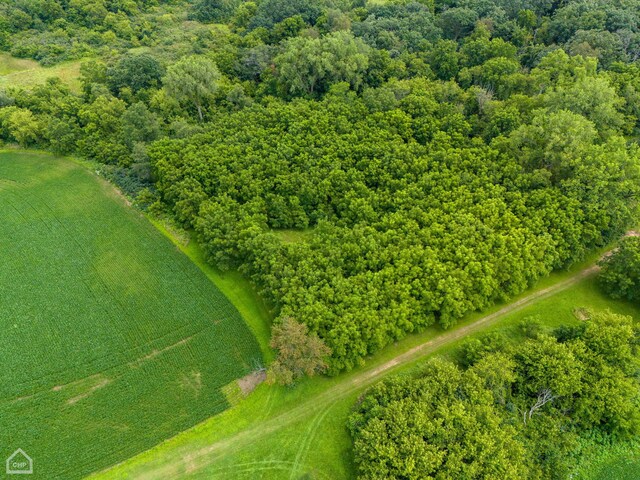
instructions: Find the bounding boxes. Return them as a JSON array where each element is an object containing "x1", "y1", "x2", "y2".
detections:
[{"x1": 524, "y1": 389, "x2": 556, "y2": 424}]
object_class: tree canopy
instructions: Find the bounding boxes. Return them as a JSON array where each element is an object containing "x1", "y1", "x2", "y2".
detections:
[
  {"x1": 1, "y1": 0, "x2": 640, "y2": 377},
  {"x1": 598, "y1": 236, "x2": 640, "y2": 302},
  {"x1": 163, "y1": 55, "x2": 221, "y2": 122},
  {"x1": 147, "y1": 74, "x2": 639, "y2": 372},
  {"x1": 349, "y1": 311, "x2": 640, "y2": 479},
  {"x1": 267, "y1": 317, "x2": 332, "y2": 385}
]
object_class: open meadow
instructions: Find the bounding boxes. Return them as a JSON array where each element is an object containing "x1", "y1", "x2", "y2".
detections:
[
  {"x1": 0, "y1": 151, "x2": 262, "y2": 479},
  {"x1": 0, "y1": 53, "x2": 83, "y2": 92}
]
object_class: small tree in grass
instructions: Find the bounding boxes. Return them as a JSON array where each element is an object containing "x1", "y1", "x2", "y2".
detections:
[{"x1": 268, "y1": 317, "x2": 331, "y2": 386}]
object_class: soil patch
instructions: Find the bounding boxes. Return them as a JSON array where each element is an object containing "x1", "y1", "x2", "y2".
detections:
[{"x1": 238, "y1": 370, "x2": 266, "y2": 396}]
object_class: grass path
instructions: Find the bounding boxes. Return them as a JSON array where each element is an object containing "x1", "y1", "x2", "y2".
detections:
[{"x1": 128, "y1": 262, "x2": 604, "y2": 479}]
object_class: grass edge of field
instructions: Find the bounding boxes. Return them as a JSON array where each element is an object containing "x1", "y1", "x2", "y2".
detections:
[
  {"x1": 0, "y1": 146, "x2": 273, "y2": 360},
  {"x1": 89, "y1": 271, "x2": 640, "y2": 480},
  {"x1": 87, "y1": 239, "x2": 632, "y2": 479}
]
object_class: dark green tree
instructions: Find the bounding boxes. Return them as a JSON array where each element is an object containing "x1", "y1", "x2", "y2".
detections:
[
  {"x1": 598, "y1": 236, "x2": 640, "y2": 302},
  {"x1": 106, "y1": 54, "x2": 164, "y2": 95}
]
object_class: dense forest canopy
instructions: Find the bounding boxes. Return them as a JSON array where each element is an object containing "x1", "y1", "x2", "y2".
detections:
[
  {"x1": 1, "y1": 0, "x2": 640, "y2": 373},
  {"x1": 599, "y1": 236, "x2": 640, "y2": 303},
  {"x1": 149, "y1": 79, "x2": 638, "y2": 371},
  {"x1": 349, "y1": 311, "x2": 640, "y2": 478}
]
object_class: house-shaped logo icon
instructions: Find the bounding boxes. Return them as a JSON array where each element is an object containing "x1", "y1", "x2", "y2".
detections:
[{"x1": 6, "y1": 449, "x2": 33, "y2": 475}]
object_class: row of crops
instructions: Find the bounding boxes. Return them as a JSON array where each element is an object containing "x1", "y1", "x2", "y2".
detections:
[{"x1": 0, "y1": 152, "x2": 262, "y2": 479}]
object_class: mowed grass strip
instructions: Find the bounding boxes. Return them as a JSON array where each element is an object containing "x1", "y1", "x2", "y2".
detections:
[
  {"x1": 0, "y1": 152, "x2": 262, "y2": 479},
  {"x1": 0, "y1": 53, "x2": 83, "y2": 92}
]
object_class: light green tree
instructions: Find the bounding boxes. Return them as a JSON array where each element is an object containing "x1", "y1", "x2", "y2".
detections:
[
  {"x1": 7, "y1": 108, "x2": 42, "y2": 146},
  {"x1": 349, "y1": 360, "x2": 530, "y2": 479},
  {"x1": 545, "y1": 76, "x2": 626, "y2": 136},
  {"x1": 164, "y1": 55, "x2": 221, "y2": 121},
  {"x1": 275, "y1": 31, "x2": 370, "y2": 97}
]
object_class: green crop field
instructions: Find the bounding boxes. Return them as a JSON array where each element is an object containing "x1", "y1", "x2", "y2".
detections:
[{"x1": 0, "y1": 151, "x2": 262, "y2": 479}]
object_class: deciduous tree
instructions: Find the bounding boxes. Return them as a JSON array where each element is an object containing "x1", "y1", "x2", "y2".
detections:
[
  {"x1": 598, "y1": 237, "x2": 640, "y2": 302},
  {"x1": 163, "y1": 56, "x2": 221, "y2": 121},
  {"x1": 268, "y1": 317, "x2": 331, "y2": 385}
]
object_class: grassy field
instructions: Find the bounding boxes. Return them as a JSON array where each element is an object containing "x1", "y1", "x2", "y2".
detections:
[
  {"x1": 0, "y1": 53, "x2": 83, "y2": 92},
  {"x1": 0, "y1": 151, "x2": 262, "y2": 479},
  {"x1": 92, "y1": 246, "x2": 640, "y2": 479}
]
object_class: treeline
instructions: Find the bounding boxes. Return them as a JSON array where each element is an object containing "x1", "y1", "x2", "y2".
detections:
[
  {"x1": 599, "y1": 236, "x2": 640, "y2": 303},
  {"x1": 348, "y1": 311, "x2": 640, "y2": 479},
  {"x1": 0, "y1": 0, "x2": 173, "y2": 65},
  {"x1": 2, "y1": 0, "x2": 640, "y2": 68},
  {"x1": 1, "y1": 0, "x2": 640, "y2": 372}
]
